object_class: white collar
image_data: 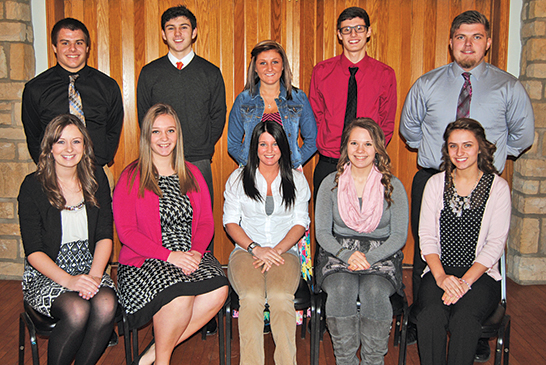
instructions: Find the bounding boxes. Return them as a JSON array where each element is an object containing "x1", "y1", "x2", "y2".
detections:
[{"x1": 167, "y1": 50, "x2": 195, "y2": 69}]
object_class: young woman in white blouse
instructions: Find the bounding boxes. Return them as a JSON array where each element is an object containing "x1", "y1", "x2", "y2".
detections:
[{"x1": 223, "y1": 120, "x2": 311, "y2": 364}]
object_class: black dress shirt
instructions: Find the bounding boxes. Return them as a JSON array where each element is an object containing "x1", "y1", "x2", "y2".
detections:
[{"x1": 22, "y1": 64, "x2": 124, "y2": 166}]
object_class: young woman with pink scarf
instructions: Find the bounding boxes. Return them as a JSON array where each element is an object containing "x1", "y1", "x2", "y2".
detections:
[{"x1": 315, "y1": 118, "x2": 409, "y2": 365}]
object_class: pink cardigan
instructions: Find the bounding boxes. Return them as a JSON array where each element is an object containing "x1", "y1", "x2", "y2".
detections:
[
  {"x1": 113, "y1": 162, "x2": 214, "y2": 267},
  {"x1": 419, "y1": 172, "x2": 511, "y2": 281}
]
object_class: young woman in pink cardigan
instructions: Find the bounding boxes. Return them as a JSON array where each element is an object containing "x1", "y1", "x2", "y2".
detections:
[
  {"x1": 417, "y1": 119, "x2": 511, "y2": 365},
  {"x1": 113, "y1": 103, "x2": 228, "y2": 365}
]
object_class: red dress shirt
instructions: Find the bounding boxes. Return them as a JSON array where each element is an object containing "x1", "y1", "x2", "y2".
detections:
[{"x1": 309, "y1": 53, "x2": 397, "y2": 158}]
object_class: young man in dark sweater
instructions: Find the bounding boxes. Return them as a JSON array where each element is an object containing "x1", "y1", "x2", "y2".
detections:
[{"x1": 137, "y1": 5, "x2": 227, "y2": 208}]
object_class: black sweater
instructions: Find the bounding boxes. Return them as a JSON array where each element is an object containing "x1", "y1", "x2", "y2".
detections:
[
  {"x1": 18, "y1": 171, "x2": 113, "y2": 261},
  {"x1": 137, "y1": 55, "x2": 227, "y2": 162}
]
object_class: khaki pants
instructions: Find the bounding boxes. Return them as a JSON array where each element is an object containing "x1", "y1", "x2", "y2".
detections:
[{"x1": 228, "y1": 250, "x2": 300, "y2": 365}]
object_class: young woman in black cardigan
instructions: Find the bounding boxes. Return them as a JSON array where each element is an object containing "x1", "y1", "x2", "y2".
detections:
[{"x1": 18, "y1": 114, "x2": 116, "y2": 365}]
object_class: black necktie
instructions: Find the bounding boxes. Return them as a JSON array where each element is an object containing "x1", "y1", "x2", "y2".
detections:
[{"x1": 343, "y1": 67, "x2": 359, "y2": 140}]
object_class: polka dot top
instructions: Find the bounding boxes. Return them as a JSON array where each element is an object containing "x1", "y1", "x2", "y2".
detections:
[{"x1": 439, "y1": 173, "x2": 494, "y2": 268}]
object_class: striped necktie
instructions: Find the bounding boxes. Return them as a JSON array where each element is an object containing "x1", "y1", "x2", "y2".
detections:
[
  {"x1": 456, "y1": 72, "x2": 472, "y2": 119},
  {"x1": 176, "y1": 62, "x2": 184, "y2": 70},
  {"x1": 68, "y1": 74, "x2": 85, "y2": 125}
]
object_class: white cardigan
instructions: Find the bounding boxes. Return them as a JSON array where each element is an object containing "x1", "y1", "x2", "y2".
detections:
[{"x1": 419, "y1": 172, "x2": 511, "y2": 281}]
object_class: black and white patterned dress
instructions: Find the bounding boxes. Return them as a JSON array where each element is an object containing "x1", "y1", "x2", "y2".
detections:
[
  {"x1": 22, "y1": 204, "x2": 115, "y2": 318},
  {"x1": 439, "y1": 173, "x2": 494, "y2": 268},
  {"x1": 117, "y1": 175, "x2": 227, "y2": 329}
]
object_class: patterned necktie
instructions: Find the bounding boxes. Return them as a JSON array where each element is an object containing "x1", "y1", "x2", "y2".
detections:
[
  {"x1": 456, "y1": 72, "x2": 472, "y2": 119},
  {"x1": 343, "y1": 67, "x2": 359, "y2": 139},
  {"x1": 68, "y1": 74, "x2": 85, "y2": 125},
  {"x1": 176, "y1": 62, "x2": 184, "y2": 70}
]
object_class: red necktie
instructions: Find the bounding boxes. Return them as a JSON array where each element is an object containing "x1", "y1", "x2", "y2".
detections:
[{"x1": 176, "y1": 62, "x2": 183, "y2": 70}]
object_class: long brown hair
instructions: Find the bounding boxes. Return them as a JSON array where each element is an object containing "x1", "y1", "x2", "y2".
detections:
[
  {"x1": 36, "y1": 114, "x2": 98, "y2": 209},
  {"x1": 128, "y1": 103, "x2": 197, "y2": 197},
  {"x1": 440, "y1": 118, "x2": 498, "y2": 188},
  {"x1": 334, "y1": 118, "x2": 394, "y2": 206}
]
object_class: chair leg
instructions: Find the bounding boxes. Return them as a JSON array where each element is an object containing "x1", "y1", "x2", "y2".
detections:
[
  {"x1": 218, "y1": 308, "x2": 225, "y2": 365},
  {"x1": 503, "y1": 316, "x2": 511, "y2": 365},
  {"x1": 22, "y1": 313, "x2": 40, "y2": 365},
  {"x1": 393, "y1": 313, "x2": 402, "y2": 347},
  {"x1": 226, "y1": 301, "x2": 232, "y2": 365},
  {"x1": 398, "y1": 311, "x2": 409, "y2": 365},
  {"x1": 19, "y1": 314, "x2": 25, "y2": 365},
  {"x1": 121, "y1": 311, "x2": 132, "y2": 365}
]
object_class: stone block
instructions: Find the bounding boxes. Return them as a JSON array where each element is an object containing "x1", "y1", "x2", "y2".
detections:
[
  {"x1": 10, "y1": 43, "x2": 34, "y2": 81},
  {"x1": 513, "y1": 193, "x2": 546, "y2": 215},
  {"x1": 509, "y1": 215, "x2": 539, "y2": 253},
  {"x1": 0, "y1": 46, "x2": 6, "y2": 79},
  {"x1": 0, "y1": 223, "x2": 20, "y2": 236},
  {"x1": 0, "y1": 262, "x2": 23, "y2": 279},
  {"x1": 508, "y1": 255, "x2": 546, "y2": 284},
  {"x1": 5, "y1": 1, "x2": 31, "y2": 21},
  {"x1": 0, "y1": 112, "x2": 12, "y2": 125},
  {"x1": 17, "y1": 143, "x2": 31, "y2": 161},
  {"x1": 26, "y1": 24, "x2": 33, "y2": 43},
  {"x1": 0, "y1": 22, "x2": 27, "y2": 42},
  {"x1": 523, "y1": 79, "x2": 543, "y2": 99},
  {"x1": 514, "y1": 158, "x2": 546, "y2": 178},
  {"x1": 14, "y1": 102, "x2": 21, "y2": 126},
  {"x1": 530, "y1": 0, "x2": 546, "y2": 19},
  {"x1": 526, "y1": 62, "x2": 546, "y2": 78},
  {"x1": 0, "y1": 82, "x2": 24, "y2": 100},
  {"x1": 0, "y1": 102, "x2": 11, "y2": 111},
  {"x1": 533, "y1": 103, "x2": 546, "y2": 129},
  {"x1": 0, "y1": 126, "x2": 26, "y2": 140},
  {"x1": 0, "y1": 201, "x2": 14, "y2": 218},
  {"x1": 512, "y1": 176, "x2": 539, "y2": 194},
  {"x1": 0, "y1": 239, "x2": 18, "y2": 259},
  {"x1": 541, "y1": 180, "x2": 546, "y2": 194},
  {"x1": 0, "y1": 142, "x2": 16, "y2": 160},
  {"x1": 525, "y1": 39, "x2": 546, "y2": 62},
  {"x1": 522, "y1": 21, "x2": 546, "y2": 38},
  {"x1": 0, "y1": 162, "x2": 35, "y2": 197}
]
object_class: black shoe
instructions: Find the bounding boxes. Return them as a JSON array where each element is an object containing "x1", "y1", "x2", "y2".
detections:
[
  {"x1": 474, "y1": 338, "x2": 491, "y2": 362},
  {"x1": 206, "y1": 318, "x2": 218, "y2": 336},
  {"x1": 406, "y1": 322, "x2": 417, "y2": 346},
  {"x1": 108, "y1": 329, "x2": 118, "y2": 347}
]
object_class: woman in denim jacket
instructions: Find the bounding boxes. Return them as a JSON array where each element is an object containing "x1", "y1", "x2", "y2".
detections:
[{"x1": 228, "y1": 40, "x2": 317, "y2": 169}]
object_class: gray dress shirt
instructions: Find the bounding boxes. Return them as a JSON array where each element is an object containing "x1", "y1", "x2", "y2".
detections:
[{"x1": 400, "y1": 61, "x2": 534, "y2": 172}]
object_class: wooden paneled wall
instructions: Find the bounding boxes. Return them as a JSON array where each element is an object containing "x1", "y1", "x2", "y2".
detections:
[{"x1": 45, "y1": 0, "x2": 510, "y2": 265}]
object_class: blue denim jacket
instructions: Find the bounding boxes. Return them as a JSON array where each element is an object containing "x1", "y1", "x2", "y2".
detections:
[{"x1": 227, "y1": 82, "x2": 317, "y2": 168}]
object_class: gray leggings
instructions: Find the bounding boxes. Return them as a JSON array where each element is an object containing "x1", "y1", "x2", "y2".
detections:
[{"x1": 322, "y1": 273, "x2": 395, "y2": 320}]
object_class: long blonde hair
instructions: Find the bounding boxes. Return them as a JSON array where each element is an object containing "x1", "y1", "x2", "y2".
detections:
[
  {"x1": 128, "y1": 103, "x2": 197, "y2": 197},
  {"x1": 36, "y1": 114, "x2": 98, "y2": 209}
]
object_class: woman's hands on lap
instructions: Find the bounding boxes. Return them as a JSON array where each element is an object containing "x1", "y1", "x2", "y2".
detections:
[
  {"x1": 252, "y1": 247, "x2": 284, "y2": 273},
  {"x1": 347, "y1": 251, "x2": 370, "y2": 271},
  {"x1": 436, "y1": 274, "x2": 470, "y2": 305},
  {"x1": 168, "y1": 251, "x2": 202, "y2": 275},
  {"x1": 65, "y1": 274, "x2": 100, "y2": 300}
]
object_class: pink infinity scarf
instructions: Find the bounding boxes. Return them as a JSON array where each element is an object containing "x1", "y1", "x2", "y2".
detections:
[{"x1": 337, "y1": 163, "x2": 384, "y2": 233}]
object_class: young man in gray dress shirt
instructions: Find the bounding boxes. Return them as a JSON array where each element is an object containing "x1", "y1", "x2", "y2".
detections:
[{"x1": 400, "y1": 10, "x2": 534, "y2": 361}]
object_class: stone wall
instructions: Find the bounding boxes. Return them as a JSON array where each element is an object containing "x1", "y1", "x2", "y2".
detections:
[
  {"x1": 0, "y1": 0, "x2": 36, "y2": 279},
  {"x1": 509, "y1": 0, "x2": 546, "y2": 284}
]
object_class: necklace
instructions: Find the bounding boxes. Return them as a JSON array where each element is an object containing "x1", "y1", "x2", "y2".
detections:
[
  {"x1": 64, "y1": 200, "x2": 85, "y2": 211},
  {"x1": 449, "y1": 170, "x2": 482, "y2": 217},
  {"x1": 260, "y1": 90, "x2": 279, "y2": 110}
]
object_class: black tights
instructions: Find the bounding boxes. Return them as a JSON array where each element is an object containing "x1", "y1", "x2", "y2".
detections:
[{"x1": 48, "y1": 288, "x2": 117, "y2": 365}]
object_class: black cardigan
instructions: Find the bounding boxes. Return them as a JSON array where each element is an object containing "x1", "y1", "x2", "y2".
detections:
[{"x1": 18, "y1": 170, "x2": 113, "y2": 261}]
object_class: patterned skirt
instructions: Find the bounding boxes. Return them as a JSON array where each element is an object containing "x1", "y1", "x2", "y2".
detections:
[
  {"x1": 22, "y1": 239, "x2": 115, "y2": 318},
  {"x1": 117, "y1": 251, "x2": 228, "y2": 329}
]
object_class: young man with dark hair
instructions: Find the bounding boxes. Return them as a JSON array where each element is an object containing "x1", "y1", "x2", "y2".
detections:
[
  {"x1": 309, "y1": 6, "x2": 397, "y2": 194},
  {"x1": 22, "y1": 17, "x2": 124, "y2": 169},
  {"x1": 137, "y1": 5, "x2": 227, "y2": 209},
  {"x1": 400, "y1": 10, "x2": 534, "y2": 362}
]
